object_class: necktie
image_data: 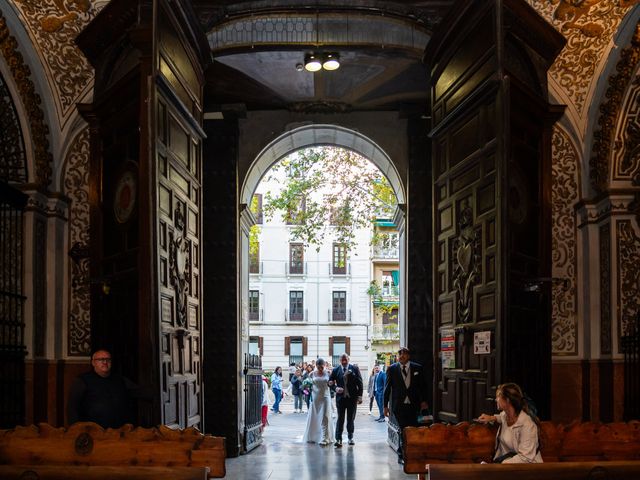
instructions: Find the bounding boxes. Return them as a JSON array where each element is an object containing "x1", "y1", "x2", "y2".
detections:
[{"x1": 402, "y1": 365, "x2": 407, "y2": 378}]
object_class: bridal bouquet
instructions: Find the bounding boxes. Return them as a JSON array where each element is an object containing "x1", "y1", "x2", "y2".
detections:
[{"x1": 302, "y1": 377, "x2": 313, "y2": 396}]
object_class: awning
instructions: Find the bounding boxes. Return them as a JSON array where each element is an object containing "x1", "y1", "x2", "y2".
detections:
[
  {"x1": 375, "y1": 219, "x2": 396, "y2": 227},
  {"x1": 391, "y1": 270, "x2": 399, "y2": 286},
  {"x1": 373, "y1": 300, "x2": 399, "y2": 307}
]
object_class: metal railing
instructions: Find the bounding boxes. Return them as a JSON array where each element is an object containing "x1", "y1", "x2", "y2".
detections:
[
  {"x1": 249, "y1": 261, "x2": 263, "y2": 275},
  {"x1": 329, "y1": 262, "x2": 351, "y2": 276},
  {"x1": 372, "y1": 323, "x2": 400, "y2": 341},
  {"x1": 249, "y1": 308, "x2": 263, "y2": 322},
  {"x1": 289, "y1": 355, "x2": 304, "y2": 366},
  {"x1": 372, "y1": 246, "x2": 399, "y2": 259},
  {"x1": 0, "y1": 181, "x2": 27, "y2": 428},
  {"x1": 328, "y1": 309, "x2": 351, "y2": 322},
  {"x1": 622, "y1": 318, "x2": 639, "y2": 421},
  {"x1": 381, "y1": 285, "x2": 399, "y2": 297},
  {"x1": 285, "y1": 309, "x2": 308, "y2": 322},
  {"x1": 285, "y1": 261, "x2": 307, "y2": 275},
  {"x1": 243, "y1": 353, "x2": 263, "y2": 453}
]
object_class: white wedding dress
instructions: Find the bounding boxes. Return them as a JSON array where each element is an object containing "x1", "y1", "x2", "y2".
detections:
[{"x1": 302, "y1": 370, "x2": 335, "y2": 444}]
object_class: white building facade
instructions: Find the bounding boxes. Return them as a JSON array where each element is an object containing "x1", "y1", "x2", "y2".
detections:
[{"x1": 248, "y1": 175, "x2": 373, "y2": 374}]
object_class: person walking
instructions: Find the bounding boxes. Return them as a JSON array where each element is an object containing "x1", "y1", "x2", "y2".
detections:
[
  {"x1": 329, "y1": 353, "x2": 363, "y2": 447},
  {"x1": 367, "y1": 365, "x2": 379, "y2": 415},
  {"x1": 271, "y1": 366, "x2": 283, "y2": 414},
  {"x1": 374, "y1": 365, "x2": 386, "y2": 421}
]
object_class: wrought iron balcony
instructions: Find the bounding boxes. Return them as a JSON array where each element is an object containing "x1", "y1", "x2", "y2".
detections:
[
  {"x1": 328, "y1": 262, "x2": 351, "y2": 276},
  {"x1": 371, "y1": 323, "x2": 400, "y2": 341},
  {"x1": 285, "y1": 261, "x2": 307, "y2": 276},
  {"x1": 249, "y1": 308, "x2": 263, "y2": 322},
  {"x1": 328, "y1": 309, "x2": 351, "y2": 322},
  {"x1": 285, "y1": 308, "x2": 308, "y2": 322}
]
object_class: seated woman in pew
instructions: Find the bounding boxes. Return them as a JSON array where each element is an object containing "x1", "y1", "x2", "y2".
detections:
[{"x1": 476, "y1": 382, "x2": 542, "y2": 464}]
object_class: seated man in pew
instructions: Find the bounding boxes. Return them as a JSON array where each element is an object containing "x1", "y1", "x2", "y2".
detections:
[
  {"x1": 67, "y1": 349, "x2": 139, "y2": 428},
  {"x1": 476, "y1": 382, "x2": 542, "y2": 463}
]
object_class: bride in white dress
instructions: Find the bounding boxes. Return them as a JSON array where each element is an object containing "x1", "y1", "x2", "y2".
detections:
[{"x1": 302, "y1": 358, "x2": 335, "y2": 446}]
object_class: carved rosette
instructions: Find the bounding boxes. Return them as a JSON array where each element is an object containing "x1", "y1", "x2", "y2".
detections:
[
  {"x1": 63, "y1": 128, "x2": 91, "y2": 356},
  {"x1": 616, "y1": 220, "x2": 640, "y2": 340},
  {"x1": 591, "y1": 23, "x2": 640, "y2": 194},
  {"x1": 452, "y1": 205, "x2": 481, "y2": 324},
  {"x1": 0, "y1": 10, "x2": 53, "y2": 187},
  {"x1": 551, "y1": 127, "x2": 580, "y2": 355},
  {"x1": 526, "y1": 0, "x2": 634, "y2": 117},
  {"x1": 169, "y1": 204, "x2": 190, "y2": 329}
]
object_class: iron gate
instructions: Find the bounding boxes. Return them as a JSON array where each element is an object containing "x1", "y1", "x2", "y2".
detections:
[
  {"x1": 243, "y1": 353, "x2": 263, "y2": 452},
  {"x1": 0, "y1": 180, "x2": 27, "y2": 428},
  {"x1": 622, "y1": 315, "x2": 639, "y2": 421}
]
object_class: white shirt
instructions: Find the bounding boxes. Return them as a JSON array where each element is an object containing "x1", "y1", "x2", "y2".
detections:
[{"x1": 401, "y1": 363, "x2": 411, "y2": 404}]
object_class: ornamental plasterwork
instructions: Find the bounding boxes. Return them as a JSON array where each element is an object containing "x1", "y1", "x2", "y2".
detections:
[
  {"x1": 8, "y1": 0, "x2": 109, "y2": 128},
  {"x1": 616, "y1": 219, "x2": 640, "y2": 341},
  {"x1": 613, "y1": 75, "x2": 640, "y2": 180},
  {"x1": 551, "y1": 126, "x2": 580, "y2": 355},
  {"x1": 591, "y1": 23, "x2": 640, "y2": 193},
  {"x1": 63, "y1": 127, "x2": 91, "y2": 356},
  {"x1": 526, "y1": 0, "x2": 636, "y2": 117},
  {"x1": 0, "y1": 10, "x2": 52, "y2": 187}
]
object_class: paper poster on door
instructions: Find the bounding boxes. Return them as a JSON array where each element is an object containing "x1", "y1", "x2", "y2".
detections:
[
  {"x1": 474, "y1": 331, "x2": 491, "y2": 355},
  {"x1": 441, "y1": 328, "x2": 455, "y2": 369}
]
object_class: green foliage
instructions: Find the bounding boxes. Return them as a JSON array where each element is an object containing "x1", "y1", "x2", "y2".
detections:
[
  {"x1": 262, "y1": 147, "x2": 397, "y2": 250},
  {"x1": 366, "y1": 280, "x2": 398, "y2": 315}
]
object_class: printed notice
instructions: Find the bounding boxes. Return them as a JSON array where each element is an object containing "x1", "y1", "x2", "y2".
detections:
[
  {"x1": 441, "y1": 328, "x2": 455, "y2": 369},
  {"x1": 474, "y1": 331, "x2": 491, "y2": 355}
]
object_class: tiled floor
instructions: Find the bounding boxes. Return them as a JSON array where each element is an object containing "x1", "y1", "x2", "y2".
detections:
[{"x1": 224, "y1": 395, "x2": 414, "y2": 479}]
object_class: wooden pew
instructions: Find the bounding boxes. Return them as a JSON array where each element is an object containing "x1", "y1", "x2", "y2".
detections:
[
  {"x1": 403, "y1": 421, "x2": 640, "y2": 478},
  {"x1": 0, "y1": 423, "x2": 225, "y2": 478},
  {"x1": 0, "y1": 465, "x2": 209, "y2": 480},
  {"x1": 426, "y1": 461, "x2": 640, "y2": 480}
]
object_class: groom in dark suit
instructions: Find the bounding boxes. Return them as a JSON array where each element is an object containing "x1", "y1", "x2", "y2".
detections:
[
  {"x1": 329, "y1": 353, "x2": 363, "y2": 447},
  {"x1": 384, "y1": 347, "x2": 429, "y2": 464}
]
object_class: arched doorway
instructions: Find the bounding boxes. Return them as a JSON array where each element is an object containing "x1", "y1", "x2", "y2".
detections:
[{"x1": 238, "y1": 125, "x2": 407, "y2": 453}]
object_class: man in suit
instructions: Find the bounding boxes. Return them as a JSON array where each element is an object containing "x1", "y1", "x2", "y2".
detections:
[
  {"x1": 329, "y1": 353, "x2": 363, "y2": 447},
  {"x1": 384, "y1": 347, "x2": 429, "y2": 464}
]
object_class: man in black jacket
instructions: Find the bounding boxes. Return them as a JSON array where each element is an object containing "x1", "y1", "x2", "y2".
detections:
[
  {"x1": 329, "y1": 353, "x2": 363, "y2": 447},
  {"x1": 67, "y1": 349, "x2": 137, "y2": 428},
  {"x1": 384, "y1": 347, "x2": 429, "y2": 464}
]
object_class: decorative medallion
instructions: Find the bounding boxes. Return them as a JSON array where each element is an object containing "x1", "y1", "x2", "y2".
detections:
[
  {"x1": 169, "y1": 204, "x2": 190, "y2": 328},
  {"x1": 452, "y1": 204, "x2": 481, "y2": 324},
  {"x1": 551, "y1": 127, "x2": 580, "y2": 356},
  {"x1": 74, "y1": 432, "x2": 93, "y2": 456},
  {"x1": 113, "y1": 167, "x2": 137, "y2": 224}
]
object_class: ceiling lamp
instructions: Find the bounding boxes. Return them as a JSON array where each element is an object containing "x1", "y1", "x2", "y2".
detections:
[
  {"x1": 322, "y1": 53, "x2": 340, "y2": 71},
  {"x1": 304, "y1": 53, "x2": 322, "y2": 72}
]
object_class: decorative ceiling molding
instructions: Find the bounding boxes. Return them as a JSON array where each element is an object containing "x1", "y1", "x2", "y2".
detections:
[
  {"x1": 590, "y1": 22, "x2": 640, "y2": 194},
  {"x1": 0, "y1": 10, "x2": 52, "y2": 187},
  {"x1": 527, "y1": 0, "x2": 637, "y2": 118},
  {"x1": 7, "y1": 0, "x2": 108, "y2": 130}
]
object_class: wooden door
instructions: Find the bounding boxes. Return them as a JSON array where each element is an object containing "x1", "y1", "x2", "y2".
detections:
[{"x1": 426, "y1": 0, "x2": 565, "y2": 422}]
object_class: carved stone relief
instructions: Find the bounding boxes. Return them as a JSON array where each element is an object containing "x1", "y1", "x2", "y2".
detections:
[
  {"x1": 614, "y1": 76, "x2": 640, "y2": 180},
  {"x1": 616, "y1": 219, "x2": 640, "y2": 341},
  {"x1": 63, "y1": 127, "x2": 91, "y2": 356},
  {"x1": 527, "y1": 1, "x2": 636, "y2": 117},
  {"x1": 591, "y1": 23, "x2": 640, "y2": 193},
  {"x1": 551, "y1": 127, "x2": 580, "y2": 355},
  {"x1": 452, "y1": 204, "x2": 480, "y2": 324},
  {"x1": 7, "y1": 0, "x2": 108, "y2": 127},
  {"x1": 170, "y1": 203, "x2": 190, "y2": 329},
  {"x1": 0, "y1": 11, "x2": 53, "y2": 187},
  {"x1": 0, "y1": 71, "x2": 26, "y2": 183}
]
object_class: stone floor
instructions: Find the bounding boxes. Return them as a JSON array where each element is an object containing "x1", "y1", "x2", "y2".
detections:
[{"x1": 224, "y1": 395, "x2": 414, "y2": 479}]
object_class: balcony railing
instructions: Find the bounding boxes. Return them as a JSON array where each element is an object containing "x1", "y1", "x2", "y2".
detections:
[
  {"x1": 249, "y1": 308, "x2": 263, "y2": 322},
  {"x1": 285, "y1": 261, "x2": 307, "y2": 276},
  {"x1": 328, "y1": 309, "x2": 351, "y2": 322},
  {"x1": 329, "y1": 262, "x2": 351, "y2": 276},
  {"x1": 372, "y1": 246, "x2": 399, "y2": 259},
  {"x1": 249, "y1": 261, "x2": 263, "y2": 275},
  {"x1": 372, "y1": 323, "x2": 400, "y2": 341},
  {"x1": 285, "y1": 309, "x2": 308, "y2": 322},
  {"x1": 381, "y1": 285, "x2": 399, "y2": 298}
]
